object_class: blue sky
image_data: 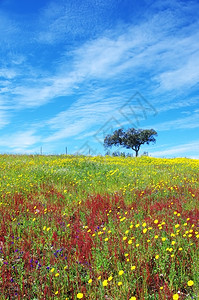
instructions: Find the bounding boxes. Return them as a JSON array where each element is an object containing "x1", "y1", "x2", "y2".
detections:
[{"x1": 0, "y1": 0, "x2": 199, "y2": 158}]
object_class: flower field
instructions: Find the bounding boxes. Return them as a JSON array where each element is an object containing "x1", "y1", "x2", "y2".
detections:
[{"x1": 0, "y1": 155, "x2": 198, "y2": 300}]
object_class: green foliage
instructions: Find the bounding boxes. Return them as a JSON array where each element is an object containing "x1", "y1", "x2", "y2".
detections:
[{"x1": 104, "y1": 128, "x2": 157, "y2": 156}]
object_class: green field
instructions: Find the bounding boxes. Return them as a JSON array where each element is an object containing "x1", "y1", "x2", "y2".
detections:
[{"x1": 0, "y1": 155, "x2": 198, "y2": 299}]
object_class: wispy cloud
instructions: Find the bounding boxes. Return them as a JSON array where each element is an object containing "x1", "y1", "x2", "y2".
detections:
[
  {"x1": 151, "y1": 140, "x2": 199, "y2": 157},
  {"x1": 0, "y1": 130, "x2": 41, "y2": 149},
  {"x1": 148, "y1": 113, "x2": 199, "y2": 131}
]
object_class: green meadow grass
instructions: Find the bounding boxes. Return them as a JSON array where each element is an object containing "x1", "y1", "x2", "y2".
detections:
[{"x1": 0, "y1": 155, "x2": 198, "y2": 299}]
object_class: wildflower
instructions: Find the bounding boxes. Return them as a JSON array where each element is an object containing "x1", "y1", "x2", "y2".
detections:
[
  {"x1": 130, "y1": 224, "x2": 133, "y2": 228},
  {"x1": 175, "y1": 224, "x2": 180, "y2": 228},
  {"x1": 104, "y1": 238, "x2": 109, "y2": 241},
  {"x1": 118, "y1": 281, "x2": 122, "y2": 286},
  {"x1": 179, "y1": 248, "x2": 183, "y2": 251},
  {"x1": 129, "y1": 297, "x2": 136, "y2": 300},
  {"x1": 143, "y1": 228, "x2": 147, "y2": 234},
  {"x1": 135, "y1": 224, "x2": 140, "y2": 228},
  {"x1": 77, "y1": 293, "x2": 83, "y2": 299},
  {"x1": 171, "y1": 241, "x2": 176, "y2": 245},
  {"x1": 147, "y1": 239, "x2": 150, "y2": 243},
  {"x1": 173, "y1": 294, "x2": 179, "y2": 300},
  {"x1": 50, "y1": 268, "x2": 55, "y2": 273},
  {"x1": 142, "y1": 222, "x2": 146, "y2": 227},
  {"x1": 108, "y1": 276, "x2": 113, "y2": 281},
  {"x1": 118, "y1": 270, "x2": 124, "y2": 276},
  {"x1": 136, "y1": 243, "x2": 139, "y2": 247},
  {"x1": 154, "y1": 219, "x2": 159, "y2": 224},
  {"x1": 102, "y1": 280, "x2": 108, "y2": 286},
  {"x1": 97, "y1": 276, "x2": 101, "y2": 280},
  {"x1": 160, "y1": 287, "x2": 163, "y2": 290},
  {"x1": 123, "y1": 236, "x2": 127, "y2": 241},
  {"x1": 128, "y1": 240, "x2": 132, "y2": 245},
  {"x1": 155, "y1": 255, "x2": 159, "y2": 259},
  {"x1": 187, "y1": 280, "x2": 194, "y2": 286},
  {"x1": 131, "y1": 265, "x2": 136, "y2": 270},
  {"x1": 55, "y1": 273, "x2": 59, "y2": 277},
  {"x1": 55, "y1": 291, "x2": 58, "y2": 295},
  {"x1": 162, "y1": 237, "x2": 166, "y2": 241},
  {"x1": 88, "y1": 279, "x2": 92, "y2": 284},
  {"x1": 154, "y1": 235, "x2": 158, "y2": 239}
]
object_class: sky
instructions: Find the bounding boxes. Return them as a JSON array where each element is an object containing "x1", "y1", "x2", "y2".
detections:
[{"x1": 0, "y1": 0, "x2": 199, "y2": 158}]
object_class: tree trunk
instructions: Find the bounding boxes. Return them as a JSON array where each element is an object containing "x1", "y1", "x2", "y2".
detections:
[{"x1": 135, "y1": 150, "x2": 139, "y2": 157}]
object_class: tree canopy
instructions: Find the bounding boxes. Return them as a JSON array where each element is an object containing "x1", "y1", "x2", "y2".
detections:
[{"x1": 104, "y1": 128, "x2": 157, "y2": 157}]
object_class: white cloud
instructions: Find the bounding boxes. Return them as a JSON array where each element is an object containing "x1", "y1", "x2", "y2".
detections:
[
  {"x1": 148, "y1": 113, "x2": 199, "y2": 131},
  {"x1": 0, "y1": 130, "x2": 40, "y2": 148},
  {"x1": 151, "y1": 140, "x2": 199, "y2": 157}
]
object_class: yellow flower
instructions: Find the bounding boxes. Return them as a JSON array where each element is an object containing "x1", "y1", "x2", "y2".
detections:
[
  {"x1": 175, "y1": 224, "x2": 180, "y2": 228},
  {"x1": 162, "y1": 237, "x2": 166, "y2": 241},
  {"x1": 143, "y1": 228, "x2": 147, "y2": 234},
  {"x1": 129, "y1": 297, "x2": 136, "y2": 300},
  {"x1": 179, "y1": 248, "x2": 183, "y2": 251},
  {"x1": 131, "y1": 266, "x2": 136, "y2": 270},
  {"x1": 154, "y1": 235, "x2": 158, "y2": 239},
  {"x1": 108, "y1": 276, "x2": 113, "y2": 281},
  {"x1": 118, "y1": 270, "x2": 124, "y2": 276},
  {"x1": 118, "y1": 281, "x2": 122, "y2": 286},
  {"x1": 88, "y1": 279, "x2": 92, "y2": 284},
  {"x1": 187, "y1": 280, "x2": 194, "y2": 286},
  {"x1": 154, "y1": 219, "x2": 159, "y2": 224},
  {"x1": 50, "y1": 268, "x2": 55, "y2": 273},
  {"x1": 136, "y1": 243, "x2": 139, "y2": 247},
  {"x1": 142, "y1": 222, "x2": 146, "y2": 227},
  {"x1": 173, "y1": 294, "x2": 179, "y2": 300},
  {"x1": 77, "y1": 293, "x2": 83, "y2": 299},
  {"x1": 135, "y1": 224, "x2": 140, "y2": 228},
  {"x1": 97, "y1": 276, "x2": 101, "y2": 280},
  {"x1": 55, "y1": 273, "x2": 60, "y2": 277},
  {"x1": 128, "y1": 240, "x2": 132, "y2": 245},
  {"x1": 123, "y1": 236, "x2": 127, "y2": 241},
  {"x1": 171, "y1": 241, "x2": 176, "y2": 245},
  {"x1": 104, "y1": 238, "x2": 109, "y2": 241},
  {"x1": 55, "y1": 291, "x2": 58, "y2": 295},
  {"x1": 102, "y1": 280, "x2": 108, "y2": 286},
  {"x1": 155, "y1": 255, "x2": 159, "y2": 259},
  {"x1": 160, "y1": 287, "x2": 163, "y2": 290},
  {"x1": 147, "y1": 239, "x2": 150, "y2": 243}
]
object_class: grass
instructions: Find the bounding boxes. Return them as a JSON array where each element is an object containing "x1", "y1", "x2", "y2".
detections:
[{"x1": 0, "y1": 154, "x2": 198, "y2": 299}]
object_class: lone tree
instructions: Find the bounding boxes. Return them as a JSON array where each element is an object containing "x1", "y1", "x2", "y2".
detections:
[{"x1": 104, "y1": 128, "x2": 157, "y2": 157}]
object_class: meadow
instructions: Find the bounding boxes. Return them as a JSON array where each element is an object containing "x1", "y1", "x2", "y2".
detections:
[{"x1": 0, "y1": 154, "x2": 198, "y2": 300}]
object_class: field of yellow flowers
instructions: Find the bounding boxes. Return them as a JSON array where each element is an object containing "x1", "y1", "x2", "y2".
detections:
[{"x1": 0, "y1": 155, "x2": 198, "y2": 299}]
